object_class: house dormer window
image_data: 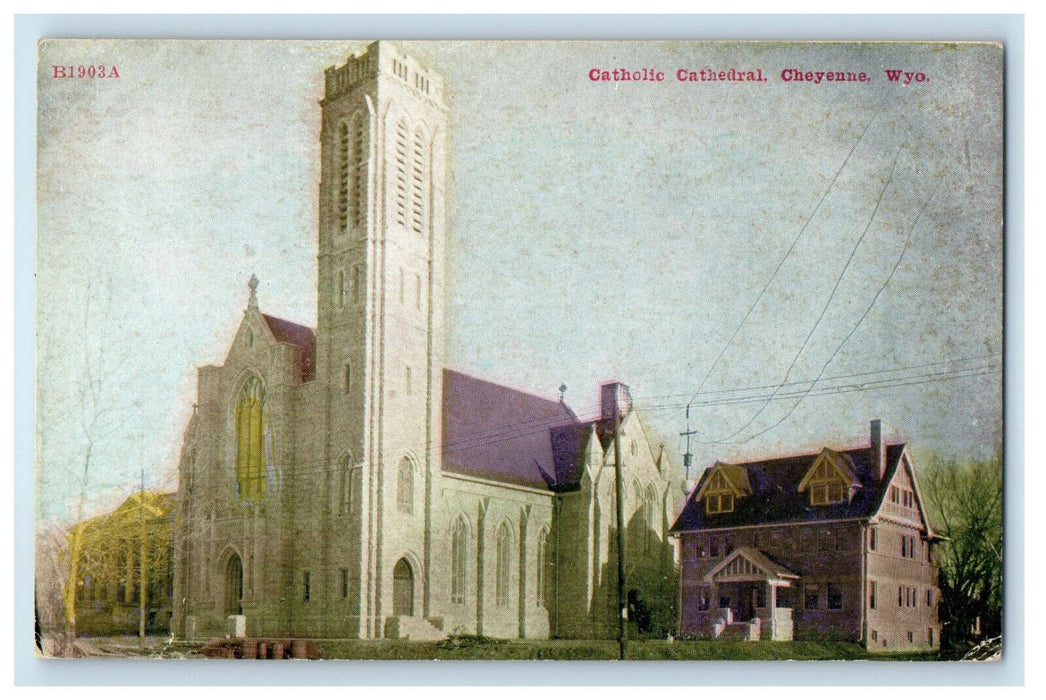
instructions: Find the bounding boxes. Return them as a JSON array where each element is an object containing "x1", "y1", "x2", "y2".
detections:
[
  {"x1": 706, "y1": 492, "x2": 734, "y2": 514},
  {"x1": 798, "y1": 449, "x2": 857, "y2": 507},
  {"x1": 696, "y1": 464, "x2": 750, "y2": 515}
]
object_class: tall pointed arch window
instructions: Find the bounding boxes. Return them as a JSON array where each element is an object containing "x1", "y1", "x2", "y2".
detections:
[
  {"x1": 350, "y1": 115, "x2": 367, "y2": 228},
  {"x1": 536, "y1": 528, "x2": 549, "y2": 608},
  {"x1": 393, "y1": 118, "x2": 410, "y2": 228},
  {"x1": 644, "y1": 486, "x2": 659, "y2": 553},
  {"x1": 337, "y1": 115, "x2": 368, "y2": 233},
  {"x1": 495, "y1": 522, "x2": 512, "y2": 606},
  {"x1": 410, "y1": 128, "x2": 427, "y2": 235},
  {"x1": 397, "y1": 457, "x2": 413, "y2": 514},
  {"x1": 337, "y1": 122, "x2": 350, "y2": 232},
  {"x1": 450, "y1": 516, "x2": 468, "y2": 604},
  {"x1": 235, "y1": 375, "x2": 266, "y2": 502},
  {"x1": 338, "y1": 454, "x2": 360, "y2": 515}
]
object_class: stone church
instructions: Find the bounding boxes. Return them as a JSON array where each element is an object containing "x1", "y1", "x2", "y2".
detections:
[{"x1": 172, "y1": 42, "x2": 676, "y2": 642}]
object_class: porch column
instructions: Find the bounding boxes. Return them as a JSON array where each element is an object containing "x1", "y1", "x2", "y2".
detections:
[{"x1": 769, "y1": 581, "x2": 777, "y2": 610}]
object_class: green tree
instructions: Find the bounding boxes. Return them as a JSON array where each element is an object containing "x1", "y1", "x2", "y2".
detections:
[{"x1": 920, "y1": 454, "x2": 1002, "y2": 651}]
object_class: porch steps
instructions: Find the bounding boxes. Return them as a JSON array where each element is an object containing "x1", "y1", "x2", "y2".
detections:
[{"x1": 384, "y1": 615, "x2": 447, "y2": 641}]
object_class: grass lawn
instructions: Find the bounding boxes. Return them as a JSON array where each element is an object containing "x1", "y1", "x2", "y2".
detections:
[{"x1": 316, "y1": 637, "x2": 942, "y2": 661}]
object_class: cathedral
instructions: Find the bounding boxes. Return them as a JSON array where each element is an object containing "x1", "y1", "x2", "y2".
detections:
[{"x1": 172, "y1": 42, "x2": 676, "y2": 642}]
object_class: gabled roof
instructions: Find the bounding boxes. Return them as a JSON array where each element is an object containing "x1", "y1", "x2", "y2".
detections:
[
  {"x1": 796, "y1": 447, "x2": 860, "y2": 492},
  {"x1": 694, "y1": 462, "x2": 753, "y2": 501},
  {"x1": 261, "y1": 313, "x2": 316, "y2": 382},
  {"x1": 670, "y1": 443, "x2": 907, "y2": 533},
  {"x1": 704, "y1": 546, "x2": 799, "y2": 583},
  {"x1": 442, "y1": 369, "x2": 578, "y2": 490}
]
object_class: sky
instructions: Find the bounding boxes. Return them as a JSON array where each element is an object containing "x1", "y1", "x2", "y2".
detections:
[{"x1": 35, "y1": 40, "x2": 1003, "y2": 524}]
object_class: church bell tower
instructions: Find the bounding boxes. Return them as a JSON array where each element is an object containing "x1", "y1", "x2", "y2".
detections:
[{"x1": 315, "y1": 41, "x2": 447, "y2": 637}]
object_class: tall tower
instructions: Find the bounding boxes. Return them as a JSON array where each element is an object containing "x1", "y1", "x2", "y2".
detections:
[{"x1": 314, "y1": 42, "x2": 447, "y2": 637}]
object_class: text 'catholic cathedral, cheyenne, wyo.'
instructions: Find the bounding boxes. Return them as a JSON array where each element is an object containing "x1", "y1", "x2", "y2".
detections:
[{"x1": 172, "y1": 42, "x2": 678, "y2": 642}]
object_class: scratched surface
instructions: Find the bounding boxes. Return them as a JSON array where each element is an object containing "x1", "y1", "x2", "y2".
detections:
[{"x1": 34, "y1": 40, "x2": 1003, "y2": 657}]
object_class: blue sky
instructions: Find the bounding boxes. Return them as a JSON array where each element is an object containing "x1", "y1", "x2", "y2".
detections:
[{"x1": 35, "y1": 40, "x2": 1003, "y2": 523}]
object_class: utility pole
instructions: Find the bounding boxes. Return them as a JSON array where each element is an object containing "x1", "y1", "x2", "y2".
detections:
[
  {"x1": 613, "y1": 395, "x2": 626, "y2": 661},
  {"x1": 138, "y1": 463, "x2": 146, "y2": 645},
  {"x1": 679, "y1": 403, "x2": 696, "y2": 483}
]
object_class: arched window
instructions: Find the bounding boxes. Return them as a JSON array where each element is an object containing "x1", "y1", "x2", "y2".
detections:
[
  {"x1": 536, "y1": 528, "x2": 549, "y2": 608},
  {"x1": 235, "y1": 375, "x2": 266, "y2": 502},
  {"x1": 645, "y1": 486, "x2": 659, "y2": 553},
  {"x1": 495, "y1": 522, "x2": 512, "y2": 606},
  {"x1": 337, "y1": 122, "x2": 350, "y2": 232},
  {"x1": 337, "y1": 114, "x2": 367, "y2": 233},
  {"x1": 450, "y1": 517, "x2": 468, "y2": 604},
  {"x1": 338, "y1": 454, "x2": 359, "y2": 514},
  {"x1": 350, "y1": 115, "x2": 367, "y2": 228},
  {"x1": 410, "y1": 128, "x2": 427, "y2": 234},
  {"x1": 397, "y1": 457, "x2": 413, "y2": 514},
  {"x1": 393, "y1": 118, "x2": 409, "y2": 228}
]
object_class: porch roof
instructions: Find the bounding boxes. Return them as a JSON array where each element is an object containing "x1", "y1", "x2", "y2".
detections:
[{"x1": 703, "y1": 546, "x2": 799, "y2": 584}]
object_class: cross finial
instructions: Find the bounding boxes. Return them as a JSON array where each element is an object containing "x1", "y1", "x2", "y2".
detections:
[{"x1": 247, "y1": 274, "x2": 259, "y2": 310}]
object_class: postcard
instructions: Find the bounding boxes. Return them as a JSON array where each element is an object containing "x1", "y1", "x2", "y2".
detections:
[{"x1": 34, "y1": 39, "x2": 1003, "y2": 662}]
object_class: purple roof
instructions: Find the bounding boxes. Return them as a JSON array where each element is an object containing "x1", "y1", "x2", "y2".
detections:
[
  {"x1": 442, "y1": 369, "x2": 578, "y2": 490},
  {"x1": 669, "y1": 444, "x2": 907, "y2": 533},
  {"x1": 262, "y1": 314, "x2": 316, "y2": 382}
]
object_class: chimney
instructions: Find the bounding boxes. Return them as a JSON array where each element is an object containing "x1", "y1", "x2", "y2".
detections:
[
  {"x1": 600, "y1": 381, "x2": 633, "y2": 422},
  {"x1": 870, "y1": 419, "x2": 888, "y2": 480}
]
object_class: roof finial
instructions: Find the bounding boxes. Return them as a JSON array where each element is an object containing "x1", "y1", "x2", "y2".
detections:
[{"x1": 248, "y1": 274, "x2": 259, "y2": 310}]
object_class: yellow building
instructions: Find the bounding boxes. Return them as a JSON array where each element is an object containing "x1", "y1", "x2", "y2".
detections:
[{"x1": 62, "y1": 491, "x2": 174, "y2": 635}]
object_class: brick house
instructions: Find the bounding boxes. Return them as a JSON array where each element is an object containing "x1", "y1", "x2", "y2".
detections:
[{"x1": 669, "y1": 420, "x2": 941, "y2": 651}]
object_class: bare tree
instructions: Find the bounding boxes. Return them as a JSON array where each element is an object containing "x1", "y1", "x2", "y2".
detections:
[
  {"x1": 920, "y1": 453, "x2": 1003, "y2": 652},
  {"x1": 37, "y1": 275, "x2": 135, "y2": 655}
]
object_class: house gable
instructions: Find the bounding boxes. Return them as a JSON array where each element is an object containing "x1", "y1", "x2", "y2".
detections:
[
  {"x1": 874, "y1": 447, "x2": 935, "y2": 536},
  {"x1": 796, "y1": 448, "x2": 860, "y2": 506}
]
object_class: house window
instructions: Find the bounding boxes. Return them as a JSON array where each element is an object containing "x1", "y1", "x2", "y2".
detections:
[
  {"x1": 698, "y1": 588, "x2": 710, "y2": 611},
  {"x1": 343, "y1": 363, "x2": 352, "y2": 394},
  {"x1": 341, "y1": 568, "x2": 349, "y2": 599},
  {"x1": 805, "y1": 584, "x2": 819, "y2": 610},
  {"x1": 872, "y1": 630, "x2": 878, "y2": 643},
  {"x1": 709, "y1": 539, "x2": 720, "y2": 558},
  {"x1": 869, "y1": 580, "x2": 877, "y2": 610},
  {"x1": 869, "y1": 526, "x2": 877, "y2": 551},
  {"x1": 806, "y1": 459, "x2": 850, "y2": 505},
  {"x1": 926, "y1": 589, "x2": 933, "y2": 607},
  {"x1": 928, "y1": 628, "x2": 934, "y2": 646},
  {"x1": 397, "y1": 458, "x2": 413, "y2": 514},
  {"x1": 898, "y1": 585, "x2": 904, "y2": 607},
  {"x1": 697, "y1": 541, "x2": 708, "y2": 558},
  {"x1": 451, "y1": 517, "x2": 468, "y2": 604},
  {"x1": 495, "y1": 523, "x2": 512, "y2": 606},
  {"x1": 702, "y1": 469, "x2": 738, "y2": 514},
  {"x1": 827, "y1": 583, "x2": 843, "y2": 610},
  {"x1": 818, "y1": 530, "x2": 833, "y2": 552},
  {"x1": 907, "y1": 631, "x2": 914, "y2": 643},
  {"x1": 303, "y1": 571, "x2": 311, "y2": 602},
  {"x1": 705, "y1": 493, "x2": 734, "y2": 515}
]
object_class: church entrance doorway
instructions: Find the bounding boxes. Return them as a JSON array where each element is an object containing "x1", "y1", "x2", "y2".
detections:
[
  {"x1": 224, "y1": 553, "x2": 243, "y2": 615},
  {"x1": 393, "y1": 558, "x2": 414, "y2": 616}
]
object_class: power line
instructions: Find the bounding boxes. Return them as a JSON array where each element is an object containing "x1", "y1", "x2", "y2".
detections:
[
  {"x1": 684, "y1": 106, "x2": 883, "y2": 421},
  {"x1": 704, "y1": 128, "x2": 912, "y2": 444}
]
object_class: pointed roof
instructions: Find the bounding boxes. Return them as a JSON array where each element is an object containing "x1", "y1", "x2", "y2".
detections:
[
  {"x1": 442, "y1": 369, "x2": 578, "y2": 490},
  {"x1": 704, "y1": 546, "x2": 798, "y2": 583},
  {"x1": 670, "y1": 443, "x2": 908, "y2": 533},
  {"x1": 261, "y1": 313, "x2": 316, "y2": 381}
]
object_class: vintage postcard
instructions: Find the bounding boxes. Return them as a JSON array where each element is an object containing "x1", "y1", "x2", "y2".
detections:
[{"x1": 34, "y1": 39, "x2": 1003, "y2": 662}]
